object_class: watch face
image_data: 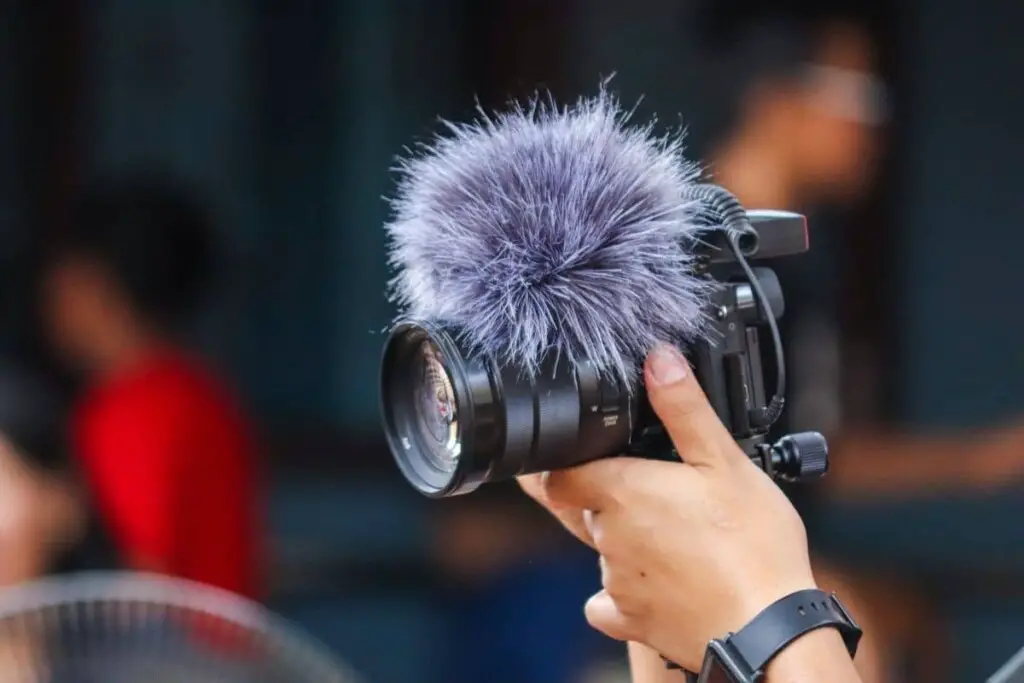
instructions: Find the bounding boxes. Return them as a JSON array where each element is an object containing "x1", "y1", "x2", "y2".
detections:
[
  {"x1": 699, "y1": 654, "x2": 732, "y2": 683},
  {"x1": 699, "y1": 643, "x2": 755, "y2": 683}
]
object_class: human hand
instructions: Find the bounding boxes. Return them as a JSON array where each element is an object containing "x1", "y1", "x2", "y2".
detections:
[
  {"x1": 519, "y1": 345, "x2": 817, "y2": 671},
  {"x1": 0, "y1": 435, "x2": 83, "y2": 585},
  {"x1": 0, "y1": 435, "x2": 48, "y2": 584}
]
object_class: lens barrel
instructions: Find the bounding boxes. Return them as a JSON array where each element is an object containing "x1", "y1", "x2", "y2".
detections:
[{"x1": 380, "y1": 321, "x2": 635, "y2": 497}]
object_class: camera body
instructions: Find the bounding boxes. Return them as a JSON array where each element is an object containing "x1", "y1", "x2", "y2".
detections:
[{"x1": 380, "y1": 210, "x2": 829, "y2": 498}]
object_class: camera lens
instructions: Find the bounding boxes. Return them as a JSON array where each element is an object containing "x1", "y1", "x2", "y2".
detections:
[
  {"x1": 381, "y1": 322, "x2": 501, "y2": 496},
  {"x1": 410, "y1": 339, "x2": 460, "y2": 473},
  {"x1": 380, "y1": 321, "x2": 635, "y2": 498}
]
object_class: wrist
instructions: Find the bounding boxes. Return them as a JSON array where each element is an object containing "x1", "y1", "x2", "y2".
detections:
[
  {"x1": 735, "y1": 575, "x2": 818, "y2": 634},
  {"x1": 628, "y1": 643, "x2": 680, "y2": 683},
  {"x1": 695, "y1": 588, "x2": 862, "y2": 682}
]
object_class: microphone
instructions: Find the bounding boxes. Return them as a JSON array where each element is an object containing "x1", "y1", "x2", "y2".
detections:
[{"x1": 379, "y1": 88, "x2": 827, "y2": 499}]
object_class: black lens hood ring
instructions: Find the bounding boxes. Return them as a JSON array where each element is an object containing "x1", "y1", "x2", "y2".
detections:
[{"x1": 380, "y1": 319, "x2": 499, "y2": 498}]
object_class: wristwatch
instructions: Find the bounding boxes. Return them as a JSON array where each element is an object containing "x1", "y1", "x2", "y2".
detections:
[{"x1": 681, "y1": 589, "x2": 863, "y2": 683}]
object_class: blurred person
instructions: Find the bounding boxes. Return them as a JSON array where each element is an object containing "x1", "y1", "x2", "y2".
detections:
[
  {"x1": 39, "y1": 180, "x2": 262, "y2": 599},
  {"x1": 691, "y1": 3, "x2": 893, "y2": 681},
  {"x1": 693, "y1": 2, "x2": 1024, "y2": 501},
  {"x1": 693, "y1": 3, "x2": 1024, "y2": 681},
  {"x1": 704, "y1": 17, "x2": 884, "y2": 211}
]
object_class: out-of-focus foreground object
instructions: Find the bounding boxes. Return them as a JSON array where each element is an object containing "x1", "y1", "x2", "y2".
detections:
[
  {"x1": 989, "y1": 645, "x2": 1024, "y2": 683},
  {"x1": 0, "y1": 572, "x2": 363, "y2": 683}
]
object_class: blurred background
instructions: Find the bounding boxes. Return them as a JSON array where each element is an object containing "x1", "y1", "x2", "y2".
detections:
[{"x1": 0, "y1": 0, "x2": 1023, "y2": 682}]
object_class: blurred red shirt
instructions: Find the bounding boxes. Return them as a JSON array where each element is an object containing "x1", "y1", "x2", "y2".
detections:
[{"x1": 73, "y1": 350, "x2": 261, "y2": 599}]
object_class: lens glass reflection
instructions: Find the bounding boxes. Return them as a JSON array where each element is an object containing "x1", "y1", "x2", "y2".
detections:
[{"x1": 412, "y1": 339, "x2": 460, "y2": 471}]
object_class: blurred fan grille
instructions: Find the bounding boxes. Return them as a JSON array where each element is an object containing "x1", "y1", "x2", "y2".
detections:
[{"x1": 0, "y1": 573, "x2": 360, "y2": 683}]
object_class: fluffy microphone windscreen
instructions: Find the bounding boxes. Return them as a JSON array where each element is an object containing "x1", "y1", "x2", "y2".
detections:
[{"x1": 384, "y1": 88, "x2": 713, "y2": 388}]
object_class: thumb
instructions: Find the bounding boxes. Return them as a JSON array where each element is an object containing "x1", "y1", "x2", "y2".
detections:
[
  {"x1": 584, "y1": 591, "x2": 634, "y2": 642},
  {"x1": 645, "y1": 344, "x2": 739, "y2": 469}
]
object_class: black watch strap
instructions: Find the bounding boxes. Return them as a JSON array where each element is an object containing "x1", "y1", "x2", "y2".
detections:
[
  {"x1": 726, "y1": 588, "x2": 862, "y2": 672},
  {"x1": 671, "y1": 589, "x2": 862, "y2": 682}
]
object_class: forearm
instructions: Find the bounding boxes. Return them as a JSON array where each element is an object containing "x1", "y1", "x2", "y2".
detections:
[
  {"x1": 829, "y1": 432, "x2": 964, "y2": 494},
  {"x1": 627, "y1": 630, "x2": 861, "y2": 683},
  {"x1": 830, "y1": 424, "x2": 1024, "y2": 495}
]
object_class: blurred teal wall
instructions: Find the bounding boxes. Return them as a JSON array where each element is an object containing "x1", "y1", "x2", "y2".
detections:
[
  {"x1": 0, "y1": 6, "x2": 22, "y2": 256},
  {"x1": 0, "y1": 4, "x2": 26, "y2": 347},
  {"x1": 329, "y1": 0, "x2": 463, "y2": 424},
  {"x1": 563, "y1": 0, "x2": 705, "y2": 149},
  {"x1": 85, "y1": 0, "x2": 260, "y2": 405},
  {"x1": 84, "y1": 0, "x2": 463, "y2": 428},
  {"x1": 78, "y1": 0, "x2": 1024, "y2": 435},
  {"x1": 896, "y1": 0, "x2": 1024, "y2": 429}
]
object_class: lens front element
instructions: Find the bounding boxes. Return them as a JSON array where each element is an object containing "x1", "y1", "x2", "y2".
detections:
[{"x1": 412, "y1": 339, "x2": 460, "y2": 472}]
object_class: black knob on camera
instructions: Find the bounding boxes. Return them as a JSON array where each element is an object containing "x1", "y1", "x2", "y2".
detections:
[{"x1": 762, "y1": 432, "x2": 829, "y2": 483}]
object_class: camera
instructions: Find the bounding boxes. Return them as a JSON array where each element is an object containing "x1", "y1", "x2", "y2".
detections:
[{"x1": 380, "y1": 209, "x2": 829, "y2": 497}]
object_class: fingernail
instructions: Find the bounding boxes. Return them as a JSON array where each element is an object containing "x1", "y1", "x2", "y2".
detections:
[{"x1": 648, "y1": 345, "x2": 688, "y2": 386}]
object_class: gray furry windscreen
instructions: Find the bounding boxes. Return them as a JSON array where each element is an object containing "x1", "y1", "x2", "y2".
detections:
[{"x1": 384, "y1": 88, "x2": 714, "y2": 388}]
